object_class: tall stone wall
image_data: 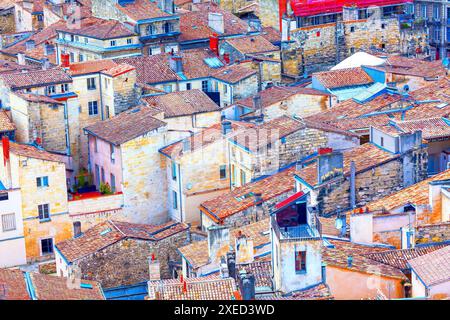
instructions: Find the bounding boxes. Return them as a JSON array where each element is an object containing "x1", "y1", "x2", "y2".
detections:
[{"x1": 416, "y1": 222, "x2": 450, "y2": 245}]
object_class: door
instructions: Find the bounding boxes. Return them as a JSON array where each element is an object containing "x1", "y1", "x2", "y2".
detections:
[{"x1": 297, "y1": 202, "x2": 307, "y2": 225}]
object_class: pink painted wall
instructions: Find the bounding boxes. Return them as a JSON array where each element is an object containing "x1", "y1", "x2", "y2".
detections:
[{"x1": 88, "y1": 135, "x2": 123, "y2": 192}]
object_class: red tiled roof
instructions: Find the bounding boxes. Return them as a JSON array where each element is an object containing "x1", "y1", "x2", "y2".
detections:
[
  {"x1": 148, "y1": 276, "x2": 237, "y2": 300},
  {"x1": 364, "y1": 244, "x2": 449, "y2": 270},
  {"x1": 224, "y1": 35, "x2": 278, "y2": 55},
  {"x1": 323, "y1": 239, "x2": 407, "y2": 280},
  {"x1": 143, "y1": 89, "x2": 220, "y2": 118},
  {"x1": 55, "y1": 17, "x2": 136, "y2": 39},
  {"x1": 6, "y1": 141, "x2": 65, "y2": 162},
  {"x1": 115, "y1": 0, "x2": 171, "y2": 21},
  {"x1": 257, "y1": 283, "x2": 333, "y2": 300},
  {"x1": 84, "y1": 105, "x2": 167, "y2": 145},
  {"x1": 235, "y1": 85, "x2": 332, "y2": 110},
  {"x1": 159, "y1": 120, "x2": 255, "y2": 159},
  {"x1": 370, "y1": 56, "x2": 447, "y2": 78},
  {"x1": 393, "y1": 117, "x2": 450, "y2": 140},
  {"x1": 365, "y1": 169, "x2": 450, "y2": 212},
  {"x1": 0, "y1": 110, "x2": 15, "y2": 133},
  {"x1": 408, "y1": 246, "x2": 450, "y2": 286},
  {"x1": 14, "y1": 92, "x2": 63, "y2": 104},
  {"x1": 56, "y1": 220, "x2": 188, "y2": 263},
  {"x1": 211, "y1": 63, "x2": 256, "y2": 84},
  {"x1": 0, "y1": 68, "x2": 71, "y2": 90},
  {"x1": 30, "y1": 273, "x2": 104, "y2": 300},
  {"x1": 0, "y1": 269, "x2": 30, "y2": 300},
  {"x1": 313, "y1": 67, "x2": 374, "y2": 89},
  {"x1": 179, "y1": 2, "x2": 254, "y2": 42},
  {"x1": 260, "y1": 26, "x2": 281, "y2": 43}
]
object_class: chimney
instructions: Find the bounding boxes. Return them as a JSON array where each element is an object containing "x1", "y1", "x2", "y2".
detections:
[
  {"x1": 235, "y1": 232, "x2": 254, "y2": 264},
  {"x1": 238, "y1": 270, "x2": 256, "y2": 300},
  {"x1": 253, "y1": 192, "x2": 262, "y2": 206},
  {"x1": 208, "y1": 13, "x2": 224, "y2": 34},
  {"x1": 207, "y1": 225, "x2": 230, "y2": 263},
  {"x1": 220, "y1": 256, "x2": 229, "y2": 278},
  {"x1": 148, "y1": 254, "x2": 161, "y2": 281},
  {"x1": 17, "y1": 53, "x2": 26, "y2": 65},
  {"x1": 252, "y1": 95, "x2": 262, "y2": 115},
  {"x1": 25, "y1": 40, "x2": 35, "y2": 50},
  {"x1": 347, "y1": 255, "x2": 353, "y2": 268},
  {"x1": 226, "y1": 249, "x2": 236, "y2": 279},
  {"x1": 41, "y1": 58, "x2": 50, "y2": 70},
  {"x1": 209, "y1": 33, "x2": 219, "y2": 56},
  {"x1": 169, "y1": 55, "x2": 183, "y2": 73},
  {"x1": 60, "y1": 53, "x2": 70, "y2": 68},
  {"x1": 221, "y1": 120, "x2": 232, "y2": 135},
  {"x1": 317, "y1": 150, "x2": 344, "y2": 185},
  {"x1": 44, "y1": 42, "x2": 54, "y2": 56}
]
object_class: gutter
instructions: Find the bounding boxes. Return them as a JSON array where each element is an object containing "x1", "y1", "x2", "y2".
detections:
[{"x1": 24, "y1": 272, "x2": 37, "y2": 300}]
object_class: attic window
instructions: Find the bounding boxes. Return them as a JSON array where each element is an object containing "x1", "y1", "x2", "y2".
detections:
[{"x1": 100, "y1": 228, "x2": 112, "y2": 235}]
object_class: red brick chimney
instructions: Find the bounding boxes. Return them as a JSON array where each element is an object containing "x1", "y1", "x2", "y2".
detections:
[
  {"x1": 60, "y1": 53, "x2": 70, "y2": 68},
  {"x1": 209, "y1": 33, "x2": 219, "y2": 56}
]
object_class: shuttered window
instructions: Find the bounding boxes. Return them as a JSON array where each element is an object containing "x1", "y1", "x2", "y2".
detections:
[{"x1": 1, "y1": 213, "x2": 16, "y2": 232}]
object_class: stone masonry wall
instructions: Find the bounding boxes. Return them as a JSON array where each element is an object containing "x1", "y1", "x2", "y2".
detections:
[
  {"x1": 76, "y1": 232, "x2": 188, "y2": 288},
  {"x1": 416, "y1": 222, "x2": 450, "y2": 245}
]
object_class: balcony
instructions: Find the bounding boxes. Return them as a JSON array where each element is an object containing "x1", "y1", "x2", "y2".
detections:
[{"x1": 271, "y1": 214, "x2": 322, "y2": 242}]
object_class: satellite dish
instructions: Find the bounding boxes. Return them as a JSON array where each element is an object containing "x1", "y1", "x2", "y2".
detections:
[{"x1": 186, "y1": 182, "x2": 193, "y2": 190}]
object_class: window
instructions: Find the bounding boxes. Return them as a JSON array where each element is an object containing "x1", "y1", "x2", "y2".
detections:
[
  {"x1": 295, "y1": 250, "x2": 307, "y2": 273},
  {"x1": 38, "y1": 204, "x2": 50, "y2": 221},
  {"x1": 46, "y1": 85, "x2": 56, "y2": 94},
  {"x1": 41, "y1": 238, "x2": 53, "y2": 255},
  {"x1": 164, "y1": 85, "x2": 172, "y2": 93},
  {"x1": 380, "y1": 137, "x2": 384, "y2": 147},
  {"x1": 88, "y1": 101, "x2": 98, "y2": 115},
  {"x1": 110, "y1": 174, "x2": 116, "y2": 193},
  {"x1": 79, "y1": 54, "x2": 84, "y2": 62},
  {"x1": 421, "y1": 5, "x2": 427, "y2": 18},
  {"x1": 1, "y1": 213, "x2": 16, "y2": 232},
  {"x1": 110, "y1": 144, "x2": 115, "y2": 163},
  {"x1": 70, "y1": 34, "x2": 74, "y2": 42},
  {"x1": 434, "y1": 5, "x2": 440, "y2": 19},
  {"x1": 148, "y1": 46, "x2": 161, "y2": 55},
  {"x1": 95, "y1": 164, "x2": 100, "y2": 184},
  {"x1": 127, "y1": 38, "x2": 132, "y2": 44},
  {"x1": 146, "y1": 24, "x2": 155, "y2": 35},
  {"x1": 110, "y1": 40, "x2": 116, "y2": 47},
  {"x1": 220, "y1": 165, "x2": 227, "y2": 180},
  {"x1": 73, "y1": 221, "x2": 82, "y2": 237},
  {"x1": 37, "y1": 14, "x2": 43, "y2": 22},
  {"x1": 350, "y1": 47, "x2": 355, "y2": 54},
  {"x1": 201, "y1": 80, "x2": 208, "y2": 92},
  {"x1": 350, "y1": 26, "x2": 355, "y2": 32},
  {"x1": 101, "y1": 167, "x2": 105, "y2": 183},
  {"x1": 186, "y1": 83, "x2": 192, "y2": 90},
  {"x1": 240, "y1": 169, "x2": 246, "y2": 185},
  {"x1": 381, "y1": 23, "x2": 386, "y2": 29},
  {"x1": 0, "y1": 193, "x2": 8, "y2": 201},
  {"x1": 84, "y1": 37, "x2": 88, "y2": 44},
  {"x1": 61, "y1": 83, "x2": 69, "y2": 92},
  {"x1": 223, "y1": 84, "x2": 228, "y2": 94},
  {"x1": 69, "y1": 52, "x2": 75, "y2": 62},
  {"x1": 164, "y1": 22, "x2": 173, "y2": 33},
  {"x1": 172, "y1": 191, "x2": 178, "y2": 209},
  {"x1": 171, "y1": 161, "x2": 177, "y2": 180},
  {"x1": 94, "y1": 137, "x2": 98, "y2": 152},
  {"x1": 36, "y1": 176, "x2": 49, "y2": 188},
  {"x1": 87, "y1": 78, "x2": 96, "y2": 90}
]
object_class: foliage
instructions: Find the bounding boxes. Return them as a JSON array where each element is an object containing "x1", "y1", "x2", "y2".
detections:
[{"x1": 99, "y1": 182, "x2": 113, "y2": 195}]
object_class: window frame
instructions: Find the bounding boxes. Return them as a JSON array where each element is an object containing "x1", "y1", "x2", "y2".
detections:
[
  {"x1": 219, "y1": 165, "x2": 227, "y2": 180},
  {"x1": 88, "y1": 101, "x2": 99, "y2": 116},
  {"x1": 36, "y1": 176, "x2": 49, "y2": 188},
  {"x1": 38, "y1": 204, "x2": 50, "y2": 222},
  {"x1": 295, "y1": 250, "x2": 307, "y2": 274},
  {"x1": 40, "y1": 237, "x2": 54, "y2": 256},
  {"x1": 1, "y1": 213, "x2": 16, "y2": 232}
]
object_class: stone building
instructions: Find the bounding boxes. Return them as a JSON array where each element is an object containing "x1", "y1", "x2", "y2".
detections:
[
  {"x1": 55, "y1": 17, "x2": 142, "y2": 63},
  {"x1": 92, "y1": 0, "x2": 180, "y2": 56},
  {"x1": 55, "y1": 219, "x2": 189, "y2": 289},
  {"x1": 159, "y1": 120, "x2": 255, "y2": 224},
  {"x1": 0, "y1": 0, "x2": 15, "y2": 34},
  {"x1": 0, "y1": 140, "x2": 72, "y2": 262},
  {"x1": 224, "y1": 85, "x2": 335, "y2": 121},
  {"x1": 228, "y1": 115, "x2": 359, "y2": 186},
  {"x1": 14, "y1": 0, "x2": 44, "y2": 33},
  {"x1": 84, "y1": 105, "x2": 169, "y2": 224}
]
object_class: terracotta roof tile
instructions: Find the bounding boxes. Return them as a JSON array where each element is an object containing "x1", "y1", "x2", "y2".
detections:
[
  {"x1": 115, "y1": 0, "x2": 171, "y2": 21},
  {"x1": 364, "y1": 244, "x2": 449, "y2": 270},
  {"x1": 237, "y1": 261, "x2": 272, "y2": 289},
  {"x1": 323, "y1": 239, "x2": 407, "y2": 279},
  {"x1": 179, "y1": 2, "x2": 254, "y2": 42},
  {"x1": 366, "y1": 169, "x2": 450, "y2": 212},
  {"x1": 5, "y1": 141, "x2": 65, "y2": 162},
  {"x1": 0, "y1": 68, "x2": 71, "y2": 90},
  {"x1": 0, "y1": 269, "x2": 30, "y2": 300},
  {"x1": 56, "y1": 17, "x2": 136, "y2": 39},
  {"x1": 148, "y1": 276, "x2": 237, "y2": 300},
  {"x1": 14, "y1": 92, "x2": 63, "y2": 104},
  {"x1": 313, "y1": 67, "x2": 374, "y2": 89},
  {"x1": 84, "y1": 105, "x2": 167, "y2": 145},
  {"x1": 30, "y1": 273, "x2": 104, "y2": 300},
  {"x1": 257, "y1": 283, "x2": 333, "y2": 300},
  {"x1": 211, "y1": 63, "x2": 256, "y2": 84},
  {"x1": 371, "y1": 56, "x2": 447, "y2": 78},
  {"x1": 408, "y1": 245, "x2": 450, "y2": 286},
  {"x1": 393, "y1": 117, "x2": 450, "y2": 140},
  {"x1": 56, "y1": 220, "x2": 188, "y2": 263},
  {"x1": 224, "y1": 35, "x2": 278, "y2": 55},
  {"x1": 260, "y1": 27, "x2": 281, "y2": 43},
  {"x1": 0, "y1": 110, "x2": 15, "y2": 133}
]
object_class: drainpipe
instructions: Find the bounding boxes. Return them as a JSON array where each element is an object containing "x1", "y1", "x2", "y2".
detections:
[
  {"x1": 177, "y1": 163, "x2": 183, "y2": 222},
  {"x1": 63, "y1": 101, "x2": 70, "y2": 156},
  {"x1": 350, "y1": 160, "x2": 356, "y2": 209},
  {"x1": 99, "y1": 73, "x2": 105, "y2": 120}
]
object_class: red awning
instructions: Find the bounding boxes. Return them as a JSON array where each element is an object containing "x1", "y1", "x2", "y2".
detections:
[{"x1": 275, "y1": 191, "x2": 305, "y2": 210}]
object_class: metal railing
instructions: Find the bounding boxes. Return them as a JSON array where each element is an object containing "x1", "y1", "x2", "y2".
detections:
[{"x1": 270, "y1": 215, "x2": 322, "y2": 242}]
